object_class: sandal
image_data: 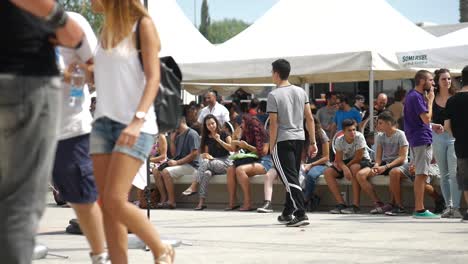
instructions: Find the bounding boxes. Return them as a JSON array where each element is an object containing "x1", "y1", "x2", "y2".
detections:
[
  {"x1": 239, "y1": 207, "x2": 256, "y2": 212},
  {"x1": 224, "y1": 205, "x2": 240, "y2": 211},
  {"x1": 155, "y1": 244, "x2": 175, "y2": 264},
  {"x1": 194, "y1": 205, "x2": 207, "y2": 211},
  {"x1": 182, "y1": 187, "x2": 197, "y2": 196},
  {"x1": 156, "y1": 202, "x2": 176, "y2": 210}
]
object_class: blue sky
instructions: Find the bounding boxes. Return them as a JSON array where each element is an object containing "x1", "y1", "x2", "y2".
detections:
[{"x1": 176, "y1": 0, "x2": 459, "y2": 26}]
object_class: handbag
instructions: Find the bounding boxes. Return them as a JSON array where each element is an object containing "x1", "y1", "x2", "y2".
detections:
[{"x1": 136, "y1": 18, "x2": 183, "y2": 133}]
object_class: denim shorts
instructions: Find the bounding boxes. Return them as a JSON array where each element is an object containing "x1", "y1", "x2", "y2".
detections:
[
  {"x1": 260, "y1": 155, "x2": 273, "y2": 172},
  {"x1": 53, "y1": 134, "x2": 97, "y2": 204},
  {"x1": 90, "y1": 117, "x2": 154, "y2": 162}
]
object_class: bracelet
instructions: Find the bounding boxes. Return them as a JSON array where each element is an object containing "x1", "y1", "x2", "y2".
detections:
[{"x1": 45, "y1": 2, "x2": 69, "y2": 31}]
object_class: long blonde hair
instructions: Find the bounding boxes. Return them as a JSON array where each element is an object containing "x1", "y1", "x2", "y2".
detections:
[{"x1": 100, "y1": 0, "x2": 150, "y2": 49}]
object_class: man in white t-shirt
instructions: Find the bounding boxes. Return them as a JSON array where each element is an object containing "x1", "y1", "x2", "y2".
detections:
[
  {"x1": 197, "y1": 91, "x2": 230, "y2": 126},
  {"x1": 52, "y1": 12, "x2": 108, "y2": 264},
  {"x1": 324, "y1": 119, "x2": 372, "y2": 214}
]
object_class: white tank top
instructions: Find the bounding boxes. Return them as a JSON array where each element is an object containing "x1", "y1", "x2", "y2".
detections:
[{"x1": 94, "y1": 24, "x2": 158, "y2": 135}]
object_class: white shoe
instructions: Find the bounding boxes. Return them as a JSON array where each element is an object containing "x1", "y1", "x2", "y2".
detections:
[{"x1": 91, "y1": 252, "x2": 110, "y2": 264}]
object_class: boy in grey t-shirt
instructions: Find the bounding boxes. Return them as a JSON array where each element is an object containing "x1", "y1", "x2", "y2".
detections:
[
  {"x1": 324, "y1": 119, "x2": 371, "y2": 214},
  {"x1": 356, "y1": 112, "x2": 409, "y2": 214}
]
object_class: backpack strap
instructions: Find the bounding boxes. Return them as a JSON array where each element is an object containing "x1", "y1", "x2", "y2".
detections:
[{"x1": 136, "y1": 17, "x2": 144, "y2": 70}]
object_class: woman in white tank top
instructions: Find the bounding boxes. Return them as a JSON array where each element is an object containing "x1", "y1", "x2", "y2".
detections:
[{"x1": 89, "y1": 1, "x2": 174, "y2": 263}]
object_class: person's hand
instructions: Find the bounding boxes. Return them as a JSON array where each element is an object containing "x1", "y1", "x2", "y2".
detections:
[
  {"x1": 308, "y1": 142, "x2": 318, "y2": 158},
  {"x1": 213, "y1": 133, "x2": 221, "y2": 141},
  {"x1": 167, "y1": 160, "x2": 178, "y2": 167},
  {"x1": 116, "y1": 120, "x2": 143, "y2": 147},
  {"x1": 343, "y1": 167, "x2": 352, "y2": 181},
  {"x1": 426, "y1": 86, "x2": 435, "y2": 102},
  {"x1": 409, "y1": 164, "x2": 415, "y2": 176},
  {"x1": 372, "y1": 166, "x2": 386, "y2": 175},
  {"x1": 203, "y1": 153, "x2": 214, "y2": 160},
  {"x1": 238, "y1": 140, "x2": 249, "y2": 149},
  {"x1": 432, "y1": 123, "x2": 444, "y2": 134}
]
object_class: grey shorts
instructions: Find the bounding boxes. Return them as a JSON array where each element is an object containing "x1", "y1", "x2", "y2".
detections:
[
  {"x1": 397, "y1": 163, "x2": 432, "y2": 184},
  {"x1": 411, "y1": 145, "x2": 432, "y2": 176},
  {"x1": 457, "y1": 158, "x2": 468, "y2": 191}
]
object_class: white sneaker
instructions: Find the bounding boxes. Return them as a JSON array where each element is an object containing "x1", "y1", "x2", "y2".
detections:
[{"x1": 91, "y1": 252, "x2": 110, "y2": 264}]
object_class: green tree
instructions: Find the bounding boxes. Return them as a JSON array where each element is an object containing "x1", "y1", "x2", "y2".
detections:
[
  {"x1": 461, "y1": 0, "x2": 468, "y2": 22},
  {"x1": 199, "y1": 0, "x2": 211, "y2": 38},
  {"x1": 207, "y1": 19, "x2": 250, "y2": 44},
  {"x1": 61, "y1": 0, "x2": 103, "y2": 34}
]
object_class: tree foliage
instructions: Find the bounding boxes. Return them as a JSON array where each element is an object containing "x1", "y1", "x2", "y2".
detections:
[
  {"x1": 61, "y1": 0, "x2": 103, "y2": 34},
  {"x1": 199, "y1": 0, "x2": 211, "y2": 38},
  {"x1": 461, "y1": 0, "x2": 468, "y2": 22},
  {"x1": 207, "y1": 19, "x2": 250, "y2": 44}
]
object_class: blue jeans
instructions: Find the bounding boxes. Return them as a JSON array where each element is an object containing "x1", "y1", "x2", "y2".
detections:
[
  {"x1": 0, "y1": 75, "x2": 61, "y2": 264},
  {"x1": 304, "y1": 165, "x2": 327, "y2": 199},
  {"x1": 432, "y1": 131, "x2": 461, "y2": 208}
]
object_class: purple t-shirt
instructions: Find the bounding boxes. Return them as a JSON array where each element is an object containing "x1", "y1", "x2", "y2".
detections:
[{"x1": 403, "y1": 89, "x2": 432, "y2": 147}]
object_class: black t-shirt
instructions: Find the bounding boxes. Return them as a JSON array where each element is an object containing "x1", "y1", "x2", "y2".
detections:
[
  {"x1": 432, "y1": 102, "x2": 447, "y2": 126},
  {"x1": 0, "y1": 1, "x2": 58, "y2": 76},
  {"x1": 204, "y1": 132, "x2": 230, "y2": 158},
  {"x1": 445, "y1": 92, "x2": 468, "y2": 158}
]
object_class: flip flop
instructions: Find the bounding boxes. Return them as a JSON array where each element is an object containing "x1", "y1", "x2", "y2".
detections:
[
  {"x1": 224, "y1": 205, "x2": 241, "y2": 211},
  {"x1": 194, "y1": 205, "x2": 207, "y2": 211},
  {"x1": 182, "y1": 187, "x2": 198, "y2": 196},
  {"x1": 239, "y1": 207, "x2": 256, "y2": 212}
]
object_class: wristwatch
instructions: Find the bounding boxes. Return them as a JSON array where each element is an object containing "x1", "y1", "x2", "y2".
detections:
[{"x1": 135, "y1": 111, "x2": 146, "y2": 120}]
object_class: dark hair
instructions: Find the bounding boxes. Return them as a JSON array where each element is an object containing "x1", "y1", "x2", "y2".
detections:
[
  {"x1": 463, "y1": 65, "x2": 468, "y2": 87},
  {"x1": 342, "y1": 118, "x2": 357, "y2": 130},
  {"x1": 325, "y1": 91, "x2": 337, "y2": 101},
  {"x1": 394, "y1": 87, "x2": 406, "y2": 102},
  {"x1": 434, "y1": 68, "x2": 456, "y2": 95},
  {"x1": 249, "y1": 98, "x2": 260, "y2": 109},
  {"x1": 200, "y1": 114, "x2": 221, "y2": 153},
  {"x1": 377, "y1": 111, "x2": 396, "y2": 125},
  {"x1": 241, "y1": 115, "x2": 267, "y2": 156},
  {"x1": 415, "y1": 70, "x2": 432, "y2": 86},
  {"x1": 354, "y1": 94, "x2": 365, "y2": 101},
  {"x1": 272, "y1": 59, "x2": 291, "y2": 80},
  {"x1": 337, "y1": 94, "x2": 349, "y2": 105},
  {"x1": 259, "y1": 100, "x2": 267, "y2": 113}
]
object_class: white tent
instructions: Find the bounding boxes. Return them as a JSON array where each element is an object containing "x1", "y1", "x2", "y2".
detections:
[
  {"x1": 182, "y1": 0, "x2": 438, "y2": 85},
  {"x1": 397, "y1": 27, "x2": 468, "y2": 69},
  {"x1": 146, "y1": 0, "x2": 214, "y2": 64}
]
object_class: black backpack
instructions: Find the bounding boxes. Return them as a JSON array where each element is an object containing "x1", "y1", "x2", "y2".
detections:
[{"x1": 136, "y1": 18, "x2": 183, "y2": 133}]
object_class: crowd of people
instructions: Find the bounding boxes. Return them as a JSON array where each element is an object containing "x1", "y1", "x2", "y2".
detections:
[{"x1": 2, "y1": 0, "x2": 468, "y2": 264}]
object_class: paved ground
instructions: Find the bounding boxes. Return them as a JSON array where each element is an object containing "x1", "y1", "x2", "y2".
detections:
[{"x1": 36, "y1": 193, "x2": 468, "y2": 264}]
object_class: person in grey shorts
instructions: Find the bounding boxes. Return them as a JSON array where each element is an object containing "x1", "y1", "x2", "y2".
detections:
[
  {"x1": 0, "y1": 1, "x2": 83, "y2": 263},
  {"x1": 403, "y1": 70, "x2": 440, "y2": 219},
  {"x1": 386, "y1": 162, "x2": 445, "y2": 216},
  {"x1": 445, "y1": 65, "x2": 468, "y2": 222}
]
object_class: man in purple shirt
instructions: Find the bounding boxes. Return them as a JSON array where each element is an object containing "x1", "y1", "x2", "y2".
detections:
[{"x1": 404, "y1": 70, "x2": 440, "y2": 219}]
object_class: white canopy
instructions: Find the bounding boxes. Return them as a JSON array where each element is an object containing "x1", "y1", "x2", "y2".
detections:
[
  {"x1": 147, "y1": 0, "x2": 214, "y2": 64},
  {"x1": 397, "y1": 27, "x2": 468, "y2": 69},
  {"x1": 181, "y1": 0, "x2": 438, "y2": 85}
]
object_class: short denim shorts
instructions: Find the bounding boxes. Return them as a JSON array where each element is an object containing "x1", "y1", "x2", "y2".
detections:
[
  {"x1": 90, "y1": 117, "x2": 154, "y2": 162},
  {"x1": 260, "y1": 155, "x2": 273, "y2": 172}
]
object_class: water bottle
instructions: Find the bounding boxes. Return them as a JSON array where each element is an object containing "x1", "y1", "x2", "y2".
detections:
[{"x1": 69, "y1": 65, "x2": 85, "y2": 108}]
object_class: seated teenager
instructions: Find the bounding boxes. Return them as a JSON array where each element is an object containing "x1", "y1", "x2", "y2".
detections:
[
  {"x1": 192, "y1": 114, "x2": 234, "y2": 210},
  {"x1": 386, "y1": 160, "x2": 445, "y2": 216},
  {"x1": 303, "y1": 116, "x2": 331, "y2": 208},
  {"x1": 226, "y1": 115, "x2": 271, "y2": 211},
  {"x1": 356, "y1": 112, "x2": 408, "y2": 214},
  {"x1": 324, "y1": 119, "x2": 372, "y2": 214},
  {"x1": 154, "y1": 117, "x2": 200, "y2": 209}
]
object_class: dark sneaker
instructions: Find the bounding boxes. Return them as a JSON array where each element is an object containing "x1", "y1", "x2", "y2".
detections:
[
  {"x1": 461, "y1": 210, "x2": 468, "y2": 223},
  {"x1": 257, "y1": 200, "x2": 273, "y2": 213},
  {"x1": 286, "y1": 215, "x2": 310, "y2": 227},
  {"x1": 434, "y1": 197, "x2": 446, "y2": 214},
  {"x1": 342, "y1": 205, "x2": 360, "y2": 214},
  {"x1": 451, "y1": 208, "x2": 463, "y2": 219},
  {"x1": 385, "y1": 206, "x2": 407, "y2": 216},
  {"x1": 277, "y1": 214, "x2": 293, "y2": 224},
  {"x1": 330, "y1": 204, "x2": 347, "y2": 214},
  {"x1": 441, "y1": 207, "x2": 452, "y2": 218},
  {"x1": 307, "y1": 194, "x2": 321, "y2": 212},
  {"x1": 370, "y1": 202, "x2": 393, "y2": 214}
]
